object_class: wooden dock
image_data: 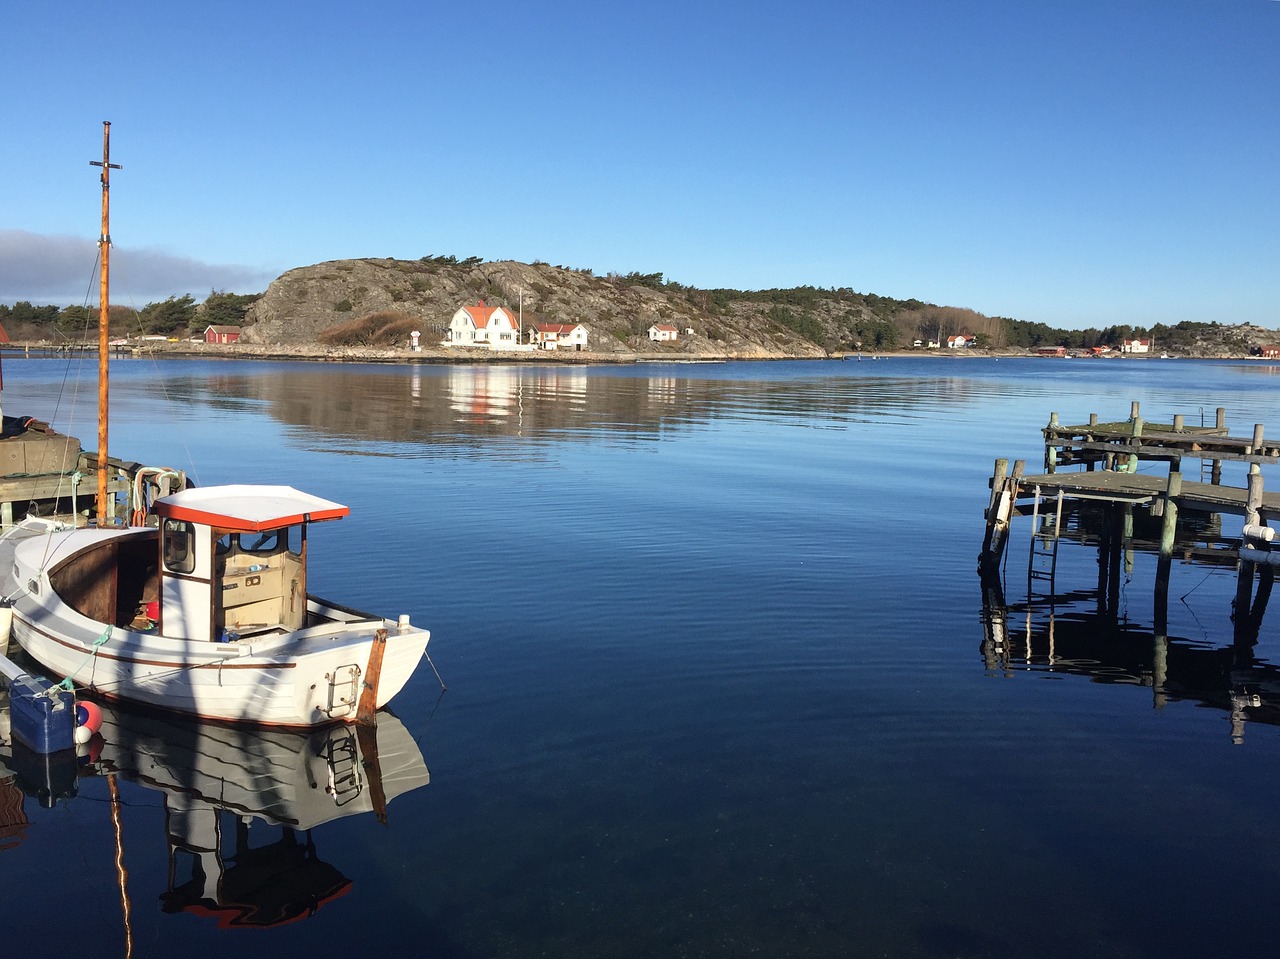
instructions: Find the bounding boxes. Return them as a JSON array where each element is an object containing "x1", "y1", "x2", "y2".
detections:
[{"x1": 980, "y1": 402, "x2": 1280, "y2": 638}]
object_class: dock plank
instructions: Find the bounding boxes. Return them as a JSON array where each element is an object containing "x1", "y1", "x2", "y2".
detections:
[{"x1": 1017, "y1": 471, "x2": 1280, "y2": 517}]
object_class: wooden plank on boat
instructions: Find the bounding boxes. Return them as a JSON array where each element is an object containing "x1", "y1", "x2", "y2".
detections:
[{"x1": 356, "y1": 628, "x2": 388, "y2": 725}]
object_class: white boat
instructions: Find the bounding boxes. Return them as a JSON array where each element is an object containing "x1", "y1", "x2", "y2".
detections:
[
  {"x1": 9, "y1": 486, "x2": 431, "y2": 725},
  {"x1": 4, "y1": 123, "x2": 431, "y2": 727}
]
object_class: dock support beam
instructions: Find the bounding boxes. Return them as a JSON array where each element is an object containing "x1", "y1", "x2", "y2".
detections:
[
  {"x1": 980, "y1": 459, "x2": 1023, "y2": 580},
  {"x1": 1154, "y1": 469, "x2": 1181, "y2": 635},
  {"x1": 1234, "y1": 466, "x2": 1268, "y2": 642}
]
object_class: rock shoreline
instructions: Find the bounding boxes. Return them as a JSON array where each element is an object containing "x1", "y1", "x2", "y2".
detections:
[{"x1": 5, "y1": 341, "x2": 1269, "y2": 364}]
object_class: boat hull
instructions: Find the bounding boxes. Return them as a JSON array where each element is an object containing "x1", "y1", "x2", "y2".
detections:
[{"x1": 8, "y1": 529, "x2": 430, "y2": 727}]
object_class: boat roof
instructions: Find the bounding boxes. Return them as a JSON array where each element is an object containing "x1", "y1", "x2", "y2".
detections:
[{"x1": 153, "y1": 485, "x2": 349, "y2": 531}]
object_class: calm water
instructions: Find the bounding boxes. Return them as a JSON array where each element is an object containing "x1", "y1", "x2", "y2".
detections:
[{"x1": 3, "y1": 355, "x2": 1280, "y2": 957}]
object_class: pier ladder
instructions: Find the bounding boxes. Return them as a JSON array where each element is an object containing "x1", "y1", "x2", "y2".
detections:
[{"x1": 1028, "y1": 486, "x2": 1064, "y2": 592}]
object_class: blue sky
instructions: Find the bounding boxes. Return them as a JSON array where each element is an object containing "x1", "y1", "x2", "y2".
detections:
[{"x1": 3, "y1": 0, "x2": 1277, "y2": 329}]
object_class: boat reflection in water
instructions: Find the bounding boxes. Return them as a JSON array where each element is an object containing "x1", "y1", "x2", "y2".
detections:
[
  {"x1": 1, "y1": 699, "x2": 429, "y2": 928},
  {"x1": 980, "y1": 580, "x2": 1280, "y2": 745}
]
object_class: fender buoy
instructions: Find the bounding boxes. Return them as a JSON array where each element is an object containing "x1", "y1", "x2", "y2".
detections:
[
  {"x1": 76, "y1": 700, "x2": 103, "y2": 735},
  {"x1": 0, "y1": 598, "x2": 11, "y2": 653}
]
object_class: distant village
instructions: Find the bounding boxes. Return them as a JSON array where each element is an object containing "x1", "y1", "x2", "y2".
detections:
[
  {"x1": 939, "y1": 334, "x2": 1163, "y2": 356},
  {"x1": 191, "y1": 301, "x2": 686, "y2": 353},
  {"x1": 101, "y1": 299, "x2": 1280, "y2": 361},
  {"x1": 185, "y1": 320, "x2": 1280, "y2": 359}
]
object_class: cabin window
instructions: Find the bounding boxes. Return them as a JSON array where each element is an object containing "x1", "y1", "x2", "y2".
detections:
[
  {"x1": 163, "y1": 520, "x2": 196, "y2": 574},
  {"x1": 243, "y1": 528, "x2": 289, "y2": 555}
]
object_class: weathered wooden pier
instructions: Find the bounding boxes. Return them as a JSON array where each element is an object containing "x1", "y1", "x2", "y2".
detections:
[{"x1": 980, "y1": 402, "x2": 1280, "y2": 637}]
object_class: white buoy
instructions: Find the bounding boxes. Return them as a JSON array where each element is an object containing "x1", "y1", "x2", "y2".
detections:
[{"x1": 1243, "y1": 523, "x2": 1275, "y2": 544}]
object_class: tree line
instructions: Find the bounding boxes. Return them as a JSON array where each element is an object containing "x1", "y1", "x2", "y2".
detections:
[{"x1": 0, "y1": 290, "x2": 259, "y2": 341}]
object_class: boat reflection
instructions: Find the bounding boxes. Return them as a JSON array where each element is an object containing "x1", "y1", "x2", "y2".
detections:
[
  {"x1": 980, "y1": 580, "x2": 1280, "y2": 744},
  {"x1": 0, "y1": 699, "x2": 429, "y2": 927}
]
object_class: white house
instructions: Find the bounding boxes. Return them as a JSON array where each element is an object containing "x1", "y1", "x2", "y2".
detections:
[
  {"x1": 947, "y1": 334, "x2": 973, "y2": 349},
  {"x1": 446, "y1": 302, "x2": 520, "y2": 350},
  {"x1": 649, "y1": 324, "x2": 678, "y2": 342},
  {"x1": 529, "y1": 322, "x2": 589, "y2": 351},
  {"x1": 1120, "y1": 339, "x2": 1151, "y2": 354}
]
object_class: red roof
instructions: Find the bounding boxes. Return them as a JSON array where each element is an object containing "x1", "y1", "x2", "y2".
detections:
[
  {"x1": 461, "y1": 302, "x2": 508, "y2": 329},
  {"x1": 534, "y1": 323, "x2": 578, "y2": 334}
]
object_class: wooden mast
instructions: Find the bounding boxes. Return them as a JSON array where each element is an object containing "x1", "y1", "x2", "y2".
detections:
[{"x1": 90, "y1": 121, "x2": 121, "y2": 526}]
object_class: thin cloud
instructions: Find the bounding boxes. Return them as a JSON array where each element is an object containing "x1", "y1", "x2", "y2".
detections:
[{"x1": 0, "y1": 229, "x2": 277, "y2": 306}]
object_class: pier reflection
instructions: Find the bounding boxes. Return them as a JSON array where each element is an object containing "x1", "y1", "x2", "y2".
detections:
[
  {"x1": 0, "y1": 700, "x2": 429, "y2": 927},
  {"x1": 981, "y1": 580, "x2": 1280, "y2": 745}
]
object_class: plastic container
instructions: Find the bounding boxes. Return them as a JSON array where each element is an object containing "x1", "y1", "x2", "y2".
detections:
[{"x1": 9, "y1": 674, "x2": 75, "y2": 754}]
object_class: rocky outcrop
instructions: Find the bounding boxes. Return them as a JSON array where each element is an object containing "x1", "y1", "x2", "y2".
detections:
[{"x1": 241, "y1": 257, "x2": 830, "y2": 357}]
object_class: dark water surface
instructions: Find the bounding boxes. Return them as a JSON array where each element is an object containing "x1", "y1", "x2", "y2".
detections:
[{"x1": 3, "y1": 356, "x2": 1280, "y2": 957}]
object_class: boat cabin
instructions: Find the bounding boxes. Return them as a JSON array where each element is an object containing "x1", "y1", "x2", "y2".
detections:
[{"x1": 152, "y1": 486, "x2": 349, "y2": 642}]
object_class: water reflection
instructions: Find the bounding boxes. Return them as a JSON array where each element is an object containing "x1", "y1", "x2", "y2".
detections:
[
  {"x1": 981, "y1": 581, "x2": 1280, "y2": 745},
  {"x1": 149, "y1": 363, "x2": 995, "y2": 456},
  {"x1": 0, "y1": 700, "x2": 429, "y2": 927}
]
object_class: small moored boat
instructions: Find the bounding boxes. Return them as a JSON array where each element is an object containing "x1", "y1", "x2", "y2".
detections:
[{"x1": 9, "y1": 485, "x2": 430, "y2": 726}]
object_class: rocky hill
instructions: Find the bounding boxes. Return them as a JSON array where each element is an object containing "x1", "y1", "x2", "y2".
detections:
[
  {"x1": 231, "y1": 255, "x2": 1278, "y2": 360},
  {"x1": 239, "y1": 257, "x2": 912, "y2": 357}
]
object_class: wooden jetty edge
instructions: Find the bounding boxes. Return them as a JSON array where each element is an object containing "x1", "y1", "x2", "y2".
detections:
[{"x1": 980, "y1": 401, "x2": 1280, "y2": 636}]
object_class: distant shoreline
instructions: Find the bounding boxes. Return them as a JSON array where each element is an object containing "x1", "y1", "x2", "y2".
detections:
[{"x1": 1, "y1": 342, "x2": 1271, "y2": 364}]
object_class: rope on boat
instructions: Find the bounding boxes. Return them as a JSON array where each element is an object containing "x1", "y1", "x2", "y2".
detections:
[
  {"x1": 424, "y1": 650, "x2": 447, "y2": 691},
  {"x1": 55, "y1": 625, "x2": 114, "y2": 692}
]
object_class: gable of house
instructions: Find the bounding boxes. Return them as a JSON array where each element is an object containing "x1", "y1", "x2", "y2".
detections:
[{"x1": 448, "y1": 302, "x2": 519, "y2": 348}]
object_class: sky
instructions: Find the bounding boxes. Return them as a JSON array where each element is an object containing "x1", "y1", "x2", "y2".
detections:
[{"x1": 2, "y1": 0, "x2": 1278, "y2": 329}]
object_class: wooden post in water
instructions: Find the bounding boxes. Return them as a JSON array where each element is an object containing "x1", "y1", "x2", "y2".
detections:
[
  {"x1": 1153, "y1": 635, "x2": 1168, "y2": 710},
  {"x1": 1096, "y1": 504, "x2": 1111, "y2": 603},
  {"x1": 1212, "y1": 408, "x2": 1226, "y2": 484},
  {"x1": 1127, "y1": 414, "x2": 1144, "y2": 474},
  {"x1": 1123, "y1": 504, "x2": 1135, "y2": 575},
  {"x1": 987, "y1": 458, "x2": 1008, "y2": 517},
  {"x1": 1045, "y1": 413, "x2": 1059, "y2": 473},
  {"x1": 1154, "y1": 468, "x2": 1181, "y2": 634},
  {"x1": 1235, "y1": 466, "x2": 1264, "y2": 627},
  {"x1": 979, "y1": 459, "x2": 1022, "y2": 578}
]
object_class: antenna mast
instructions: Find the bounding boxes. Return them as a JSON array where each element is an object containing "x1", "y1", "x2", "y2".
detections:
[{"x1": 89, "y1": 121, "x2": 121, "y2": 527}]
